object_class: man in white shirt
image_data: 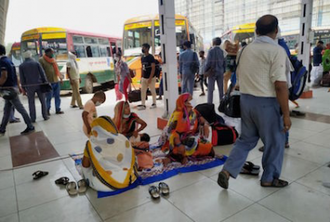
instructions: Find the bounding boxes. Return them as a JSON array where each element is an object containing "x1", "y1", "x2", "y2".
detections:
[
  {"x1": 217, "y1": 15, "x2": 291, "y2": 189},
  {"x1": 67, "y1": 51, "x2": 83, "y2": 109}
]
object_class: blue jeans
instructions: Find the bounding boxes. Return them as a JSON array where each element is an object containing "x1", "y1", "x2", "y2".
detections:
[
  {"x1": 159, "y1": 77, "x2": 163, "y2": 96},
  {"x1": 223, "y1": 94, "x2": 285, "y2": 183},
  {"x1": 46, "y1": 82, "x2": 61, "y2": 112},
  {"x1": 207, "y1": 74, "x2": 223, "y2": 104},
  {"x1": 0, "y1": 94, "x2": 33, "y2": 132},
  {"x1": 181, "y1": 74, "x2": 194, "y2": 95}
]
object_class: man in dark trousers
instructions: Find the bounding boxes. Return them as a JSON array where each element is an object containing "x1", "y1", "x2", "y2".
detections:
[
  {"x1": 0, "y1": 44, "x2": 35, "y2": 135},
  {"x1": 19, "y1": 50, "x2": 49, "y2": 122}
]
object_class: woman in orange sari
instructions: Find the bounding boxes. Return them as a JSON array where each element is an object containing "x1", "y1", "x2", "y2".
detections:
[{"x1": 160, "y1": 93, "x2": 215, "y2": 165}]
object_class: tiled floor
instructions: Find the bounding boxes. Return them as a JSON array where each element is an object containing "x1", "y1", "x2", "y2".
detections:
[{"x1": 0, "y1": 87, "x2": 330, "y2": 222}]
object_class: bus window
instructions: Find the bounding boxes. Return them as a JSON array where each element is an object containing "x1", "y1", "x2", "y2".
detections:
[
  {"x1": 124, "y1": 26, "x2": 152, "y2": 49},
  {"x1": 73, "y1": 36, "x2": 84, "y2": 44},
  {"x1": 41, "y1": 39, "x2": 67, "y2": 56},
  {"x1": 99, "y1": 38, "x2": 109, "y2": 45},
  {"x1": 74, "y1": 45, "x2": 86, "y2": 58},
  {"x1": 84, "y1": 37, "x2": 98, "y2": 44},
  {"x1": 99, "y1": 46, "x2": 108, "y2": 57}
]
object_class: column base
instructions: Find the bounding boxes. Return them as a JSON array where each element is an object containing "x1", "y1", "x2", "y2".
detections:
[{"x1": 299, "y1": 90, "x2": 313, "y2": 99}]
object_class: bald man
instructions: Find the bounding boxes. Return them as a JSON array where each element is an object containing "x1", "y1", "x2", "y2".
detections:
[{"x1": 217, "y1": 15, "x2": 291, "y2": 189}]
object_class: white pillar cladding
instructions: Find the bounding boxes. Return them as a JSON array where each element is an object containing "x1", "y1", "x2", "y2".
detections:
[
  {"x1": 298, "y1": 0, "x2": 313, "y2": 69},
  {"x1": 158, "y1": 0, "x2": 179, "y2": 118},
  {"x1": 0, "y1": 0, "x2": 9, "y2": 44}
]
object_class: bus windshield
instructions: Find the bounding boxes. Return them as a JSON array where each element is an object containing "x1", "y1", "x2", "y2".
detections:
[
  {"x1": 154, "y1": 20, "x2": 187, "y2": 48},
  {"x1": 123, "y1": 22, "x2": 152, "y2": 55}
]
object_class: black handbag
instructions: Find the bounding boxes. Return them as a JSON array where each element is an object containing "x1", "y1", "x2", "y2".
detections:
[
  {"x1": 218, "y1": 85, "x2": 241, "y2": 118},
  {"x1": 218, "y1": 46, "x2": 246, "y2": 118},
  {"x1": 40, "y1": 83, "x2": 52, "y2": 93}
]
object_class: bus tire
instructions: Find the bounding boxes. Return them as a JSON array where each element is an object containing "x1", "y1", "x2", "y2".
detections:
[{"x1": 83, "y1": 74, "x2": 93, "y2": 94}]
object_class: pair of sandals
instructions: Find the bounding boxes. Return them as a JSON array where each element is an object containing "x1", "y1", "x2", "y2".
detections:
[
  {"x1": 55, "y1": 177, "x2": 87, "y2": 196},
  {"x1": 148, "y1": 182, "x2": 170, "y2": 200},
  {"x1": 239, "y1": 161, "x2": 260, "y2": 176}
]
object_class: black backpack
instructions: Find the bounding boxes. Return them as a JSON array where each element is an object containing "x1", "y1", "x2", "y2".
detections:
[{"x1": 154, "y1": 60, "x2": 161, "y2": 78}]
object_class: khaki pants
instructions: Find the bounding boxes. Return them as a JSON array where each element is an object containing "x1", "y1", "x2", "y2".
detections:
[
  {"x1": 223, "y1": 70, "x2": 232, "y2": 93},
  {"x1": 141, "y1": 77, "x2": 156, "y2": 105},
  {"x1": 71, "y1": 79, "x2": 83, "y2": 107}
]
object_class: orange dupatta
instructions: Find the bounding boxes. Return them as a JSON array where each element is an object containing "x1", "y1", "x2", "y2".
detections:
[{"x1": 43, "y1": 55, "x2": 60, "y2": 77}]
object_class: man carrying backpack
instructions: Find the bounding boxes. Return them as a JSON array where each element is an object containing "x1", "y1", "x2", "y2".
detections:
[{"x1": 0, "y1": 44, "x2": 35, "y2": 135}]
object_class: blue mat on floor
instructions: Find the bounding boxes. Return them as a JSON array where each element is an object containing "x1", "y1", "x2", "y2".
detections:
[{"x1": 97, "y1": 156, "x2": 227, "y2": 198}]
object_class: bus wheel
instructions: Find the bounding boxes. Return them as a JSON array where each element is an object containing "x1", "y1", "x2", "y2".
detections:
[{"x1": 83, "y1": 75, "x2": 93, "y2": 93}]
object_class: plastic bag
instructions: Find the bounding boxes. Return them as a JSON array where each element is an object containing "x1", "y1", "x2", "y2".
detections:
[{"x1": 310, "y1": 65, "x2": 323, "y2": 86}]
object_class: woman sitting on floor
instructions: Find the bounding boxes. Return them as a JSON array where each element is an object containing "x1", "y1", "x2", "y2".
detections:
[
  {"x1": 113, "y1": 101, "x2": 150, "y2": 143},
  {"x1": 159, "y1": 93, "x2": 215, "y2": 165}
]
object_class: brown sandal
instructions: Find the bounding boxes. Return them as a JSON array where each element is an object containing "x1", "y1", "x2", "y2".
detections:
[{"x1": 261, "y1": 179, "x2": 288, "y2": 188}]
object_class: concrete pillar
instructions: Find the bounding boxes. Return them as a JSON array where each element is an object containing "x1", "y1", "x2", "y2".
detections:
[
  {"x1": 298, "y1": 0, "x2": 313, "y2": 97},
  {"x1": 158, "y1": 0, "x2": 179, "y2": 118},
  {"x1": 0, "y1": 0, "x2": 9, "y2": 45}
]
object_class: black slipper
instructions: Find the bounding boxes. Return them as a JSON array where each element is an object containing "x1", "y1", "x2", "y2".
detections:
[
  {"x1": 32, "y1": 171, "x2": 49, "y2": 180},
  {"x1": 217, "y1": 171, "x2": 229, "y2": 189},
  {"x1": 261, "y1": 179, "x2": 289, "y2": 188},
  {"x1": 55, "y1": 177, "x2": 70, "y2": 185},
  {"x1": 158, "y1": 182, "x2": 170, "y2": 196},
  {"x1": 259, "y1": 146, "x2": 264, "y2": 152},
  {"x1": 240, "y1": 167, "x2": 260, "y2": 176},
  {"x1": 149, "y1": 186, "x2": 160, "y2": 199},
  {"x1": 244, "y1": 161, "x2": 260, "y2": 171}
]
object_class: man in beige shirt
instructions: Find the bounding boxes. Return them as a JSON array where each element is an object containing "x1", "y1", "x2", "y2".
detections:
[
  {"x1": 217, "y1": 15, "x2": 291, "y2": 189},
  {"x1": 67, "y1": 51, "x2": 83, "y2": 109}
]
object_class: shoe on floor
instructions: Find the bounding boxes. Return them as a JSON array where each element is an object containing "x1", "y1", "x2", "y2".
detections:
[
  {"x1": 150, "y1": 103, "x2": 157, "y2": 109},
  {"x1": 199, "y1": 92, "x2": 205, "y2": 96},
  {"x1": 0, "y1": 130, "x2": 5, "y2": 136},
  {"x1": 79, "y1": 106, "x2": 84, "y2": 109},
  {"x1": 9, "y1": 118, "x2": 21, "y2": 124},
  {"x1": 47, "y1": 111, "x2": 51, "y2": 116},
  {"x1": 217, "y1": 171, "x2": 229, "y2": 189},
  {"x1": 70, "y1": 105, "x2": 78, "y2": 108},
  {"x1": 137, "y1": 105, "x2": 146, "y2": 110},
  {"x1": 56, "y1": 111, "x2": 64, "y2": 114},
  {"x1": 44, "y1": 117, "x2": 50, "y2": 121},
  {"x1": 21, "y1": 126, "x2": 35, "y2": 135},
  {"x1": 156, "y1": 96, "x2": 162, "y2": 100}
]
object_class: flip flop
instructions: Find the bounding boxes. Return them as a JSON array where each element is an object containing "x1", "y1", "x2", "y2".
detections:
[
  {"x1": 158, "y1": 182, "x2": 170, "y2": 196},
  {"x1": 240, "y1": 167, "x2": 259, "y2": 176},
  {"x1": 66, "y1": 181, "x2": 78, "y2": 196},
  {"x1": 77, "y1": 179, "x2": 88, "y2": 193},
  {"x1": 261, "y1": 179, "x2": 289, "y2": 188},
  {"x1": 55, "y1": 177, "x2": 70, "y2": 185},
  {"x1": 32, "y1": 171, "x2": 49, "y2": 180},
  {"x1": 148, "y1": 185, "x2": 160, "y2": 200}
]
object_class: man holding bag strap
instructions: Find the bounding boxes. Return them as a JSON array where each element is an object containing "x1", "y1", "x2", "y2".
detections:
[{"x1": 217, "y1": 15, "x2": 291, "y2": 189}]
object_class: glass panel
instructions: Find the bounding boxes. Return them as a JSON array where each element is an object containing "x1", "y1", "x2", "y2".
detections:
[
  {"x1": 99, "y1": 38, "x2": 109, "y2": 45},
  {"x1": 154, "y1": 20, "x2": 187, "y2": 48},
  {"x1": 99, "y1": 46, "x2": 108, "y2": 57},
  {"x1": 84, "y1": 37, "x2": 98, "y2": 44},
  {"x1": 73, "y1": 36, "x2": 84, "y2": 44},
  {"x1": 41, "y1": 38, "x2": 67, "y2": 56},
  {"x1": 73, "y1": 45, "x2": 86, "y2": 58},
  {"x1": 123, "y1": 24, "x2": 152, "y2": 50}
]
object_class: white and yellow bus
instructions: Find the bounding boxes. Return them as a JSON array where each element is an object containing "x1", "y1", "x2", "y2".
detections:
[
  {"x1": 20, "y1": 27, "x2": 122, "y2": 93},
  {"x1": 123, "y1": 14, "x2": 203, "y2": 89}
]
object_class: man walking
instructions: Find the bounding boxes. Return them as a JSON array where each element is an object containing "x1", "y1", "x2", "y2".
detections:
[
  {"x1": 137, "y1": 43, "x2": 157, "y2": 110},
  {"x1": 217, "y1": 15, "x2": 291, "y2": 189},
  {"x1": 19, "y1": 50, "x2": 49, "y2": 122},
  {"x1": 204, "y1": 37, "x2": 226, "y2": 104},
  {"x1": 179, "y1": 41, "x2": 199, "y2": 96},
  {"x1": 0, "y1": 44, "x2": 35, "y2": 135},
  {"x1": 67, "y1": 51, "x2": 83, "y2": 109},
  {"x1": 39, "y1": 48, "x2": 64, "y2": 115}
]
